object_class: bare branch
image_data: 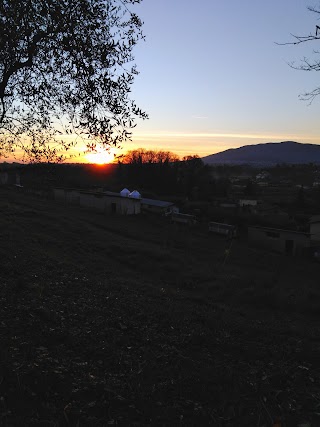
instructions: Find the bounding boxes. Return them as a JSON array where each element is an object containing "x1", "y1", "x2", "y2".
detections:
[{"x1": 276, "y1": 34, "x2": 320, "y2": 46}]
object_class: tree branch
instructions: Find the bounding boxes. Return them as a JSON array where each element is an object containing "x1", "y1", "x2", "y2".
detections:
[{"x1": 276, "y1": 34, "x2": 320, "y2": 46}]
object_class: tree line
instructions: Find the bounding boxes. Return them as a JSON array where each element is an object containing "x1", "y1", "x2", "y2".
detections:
[{"x1": 115, "y1": 148, "x2": 229, "y2": 199}]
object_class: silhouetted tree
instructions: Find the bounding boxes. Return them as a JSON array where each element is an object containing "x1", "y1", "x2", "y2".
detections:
[
  {"x1": 0, "y1": 0, "x2": 147, "y2": 162},
  {"x1": 178, "y1": 156, "x2": 213, "y2": 199},
  {"x1": 120, "y1": 148, "x2": 180, "y2": 164},
  {"x1": 118, "y1": 148, "x2": 180, "y2": 192}
]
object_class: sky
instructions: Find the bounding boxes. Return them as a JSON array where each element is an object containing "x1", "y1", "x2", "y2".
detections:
[
  {"x1": 3, "y1": 0, "x2": 320, "y2": 163},
  {"x1": 119, "y1": 0, "x2": 320, "y2": 159}
]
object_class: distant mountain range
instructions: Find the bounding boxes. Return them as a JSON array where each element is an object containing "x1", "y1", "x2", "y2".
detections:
[{"x1": 202, "y1": 141, "x2": 320, "y2": 166}]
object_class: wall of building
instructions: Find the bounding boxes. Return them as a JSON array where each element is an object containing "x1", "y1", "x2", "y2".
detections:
[
  {"x1": 119, "y1": 198, "x2": 140, "y2": 215},
  {"x1": 0, "y1": 172, "x2": 8, "y2": 185},
  {"x1": 248, "y1": 226, "x2": 310, "y2": 255},
  {"x1": 53, "y1": 188, "x2": 66, "y2": 202},
  {"x1": 209, "y1": 222, "x2": 236, "y2": 237},
  {"x1": 310, "y1": 223, "x2": 320, "y2": 242},
  {"x1": 53, "y1": 188, "x2": 141, "y2": 215},
  {"x1": 172, "y1": 213, "x2": 196, "y2": 225},
  {"x1": 79, "y1": 192, "x2": 141, "y2": 215},
  {"x1": 80, "y1": 193, "x2": 105, "y2": 211}
]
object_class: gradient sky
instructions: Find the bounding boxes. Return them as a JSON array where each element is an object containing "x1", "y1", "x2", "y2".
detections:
[
  {"x1": 122, "y1": 0, "x2": 320, "y2": 158},
  {"x1": 4, "y1": 1, "x2": 320, "y2": 163}
]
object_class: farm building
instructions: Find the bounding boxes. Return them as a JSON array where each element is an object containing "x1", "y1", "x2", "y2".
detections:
[
  {"x1": 310, "y1": 216, "x2": 320, "y2": 242},
  {"x1": 141, "y1": 198, "x2": 178, "y2": 215},
  {"x1": 208, "y1": 222, "x2": 237, "y2": 238},
  {"x1": 171, "y1": 212, "x2": 196, "y2": 225},
  {"x1": 53, "y1": 188, "x2": 141, "y2": 215},
  {"x1": 53, "y1": 188, "x2": 81, "y2": 205},
  {"x1": 80, "y1": 190, "x2": 141, "y2": 215},
  {"x1": 239, "y1": 199, "x2": 258, "y2": 211},
  {"x1": 239, "y1": 199, "x2": 257, "y2": 207},
  {"x1": 80, "y1": 191, "x2": 107, "y2": 212},
  {"x1": 0, "y1": 170, "x2": 21, "y2": 186},
  {"x1": 248, "y1": 226, "x2": 310, "y2": 256},
  {"x1": 0, "y1": 172, "x2": 8, "y2": 185}
]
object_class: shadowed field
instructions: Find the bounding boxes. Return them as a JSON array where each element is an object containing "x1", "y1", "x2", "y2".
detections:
[{"x1": 1, "y1": 187, "x2": 320, "y2": 426}]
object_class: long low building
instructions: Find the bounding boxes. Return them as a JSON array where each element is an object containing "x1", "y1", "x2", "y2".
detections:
[
  {"x1": 141, "y1": 198, "x2": 178, "y2": 215},
  {"x1": 248, "y1": 225, "x2": 310, "y2": 256},
  {"x1": 53, "y1": 188, "x2": 141, "y2": 215},
  {"x1": 53, "y1": 188, "x2": 80, "y2": 205},
  {"x1": 81, "y1": 190, "x2": 140, "y2": 215},
  {"x1": 209, "y1": 222, "x2": 237, "y2": 238},
  {"x1": 310, "y1": 215, "x2": 320, "y2": 242},
  {"x1": 171, "y1": 212, "x2": 196, "y2": 225}
]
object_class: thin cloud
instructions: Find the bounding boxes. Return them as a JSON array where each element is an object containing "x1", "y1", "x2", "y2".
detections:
[{"x1": 133, "y1": 132, "x2": 320, "y2": 141}]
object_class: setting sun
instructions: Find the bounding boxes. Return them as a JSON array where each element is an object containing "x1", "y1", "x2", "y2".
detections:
[{"x1": 85, "y1": 149, "x2": 116, "y2": 165}]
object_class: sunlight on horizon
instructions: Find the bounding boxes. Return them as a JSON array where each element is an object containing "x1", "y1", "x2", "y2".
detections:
[
  {"x1": 79, "y1": 146, "x2": 117, "y2": 164},
  {"x1": 3, "y1": 130, "x2": 320, "y2": 164}
]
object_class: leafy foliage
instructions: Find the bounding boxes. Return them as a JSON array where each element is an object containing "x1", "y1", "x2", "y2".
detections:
[{"x1": 0, "y1": 0, "x2": 147, "y2": 162}]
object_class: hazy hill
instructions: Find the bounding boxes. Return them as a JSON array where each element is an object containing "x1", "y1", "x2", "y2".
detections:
[{"x1": 202, "y1": 141, "x2": 320, "y2": 166}]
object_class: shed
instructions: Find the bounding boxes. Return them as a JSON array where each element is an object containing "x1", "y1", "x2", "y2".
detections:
[
  {"x1": 209, "y1": 222, "x2": 237, "y2": 238},
  {"x1": 248, "y1": 225, "x2": 310, "y2": 256},
  {"x1": 310, "y1": 215, "x2": 320, "y2": 242},
  {"x1": 53, "y1": 187, "x2": 66, "y2": 203},
  {"x1": 0, "y1": 172, "x2": 8, "y2": 185},
  {"x1": 171, "y1": 212, "x2": 196, "y2": 226},
  {"x1": 80, "y1": 190, "x2": 140, "y2": 215},
  {"x1": 80, "y1": 191, "x2": 106, "y2": 211},
  {"x1": 141, "y1": 198, "x2": 178, "y2": 215},
  {"x1": 239, "y1": 199, "x2": 258, "y2": 213},
  {"x1": 239, "y1": 199, "x2": 257, "y2": 206},
  {"x1": 53, "y1": 187, "x2": 80, "y2": 205},
  {"x1": 0, "y1": 170, "x2": 20, "y2": 186}
]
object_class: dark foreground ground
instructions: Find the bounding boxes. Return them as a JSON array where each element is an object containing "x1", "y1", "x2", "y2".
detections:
[{"x1": 1, "y1": 188, "x2": 320, "y2": 426}]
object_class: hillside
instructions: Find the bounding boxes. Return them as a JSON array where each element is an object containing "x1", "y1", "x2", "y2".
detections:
[
  {"x1": 202, "y1": 141, "x2": 320, "y2": 166},
  {"x1": 1, "y1": 188, "x2": 320, "y2": 426}
]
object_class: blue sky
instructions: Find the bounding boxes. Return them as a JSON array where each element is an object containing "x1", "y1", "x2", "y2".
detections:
[
  {"x1": 4, "y1": 1, "x2": 320, "y2": 163},
  {"x1": 125, "y1": 0, "x2": 320, "y2": 157}
]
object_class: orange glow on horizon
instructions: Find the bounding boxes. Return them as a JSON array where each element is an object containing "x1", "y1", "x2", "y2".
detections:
[{"x1": 84, "y1": 150, "x2": 116, "y2": 165}]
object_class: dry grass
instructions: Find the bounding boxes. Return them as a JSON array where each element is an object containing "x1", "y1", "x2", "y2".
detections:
[{"x1": 1, "y1": 187, "x2": 320, "y2": 426}]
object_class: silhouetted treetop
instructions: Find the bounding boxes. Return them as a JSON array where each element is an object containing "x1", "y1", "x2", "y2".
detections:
[
  {"x1": 120, "y1": 148, "x2": 180, "y2": 164},
  {"x1": 0, "y1": 0, "x2": 147, "y2": 162}
]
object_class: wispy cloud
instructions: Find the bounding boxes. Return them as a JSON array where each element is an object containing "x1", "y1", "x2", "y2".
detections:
[{"x1": 133, "y1": 132, "x2": 320, "y2": 141}]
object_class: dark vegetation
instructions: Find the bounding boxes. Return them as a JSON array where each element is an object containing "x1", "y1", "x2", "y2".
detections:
[
  {"x1": 10, "y1": 159, "x2": 320, "y2": 226},
  {"x1": 1, "y1": 187, "x2": 320, "y2": 426}
]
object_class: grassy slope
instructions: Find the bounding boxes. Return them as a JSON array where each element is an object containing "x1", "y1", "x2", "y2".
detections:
[{"x1": 1, "y1": 187, "x2": 320, "y2": 426}]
